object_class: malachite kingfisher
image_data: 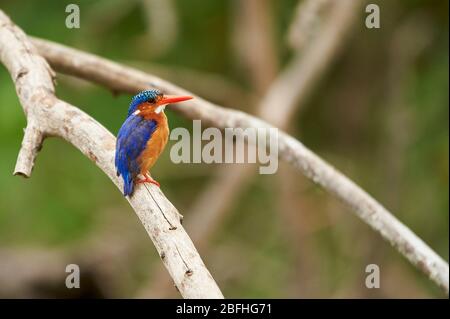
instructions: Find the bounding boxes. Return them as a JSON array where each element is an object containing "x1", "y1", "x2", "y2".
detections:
[{"x1": 115, "y1": 89, "x2": 193, "y2": 196}]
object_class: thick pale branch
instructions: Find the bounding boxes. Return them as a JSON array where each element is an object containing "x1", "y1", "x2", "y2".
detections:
[
  {"x1": 0, "y1": 10, "x2": 223, "y2": 299},
  {"x1": 30, "y1": 37, "x2": 449, "y2": 293}
]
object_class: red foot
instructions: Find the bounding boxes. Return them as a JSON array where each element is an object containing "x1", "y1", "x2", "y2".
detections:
[{"x1": 137, "y1": 174, "x2": 160, "y2": 187}]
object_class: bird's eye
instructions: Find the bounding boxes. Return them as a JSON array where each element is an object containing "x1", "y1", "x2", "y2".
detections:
[{"x1": 147, "y1": 97, "x2": 156, "y2": 104}]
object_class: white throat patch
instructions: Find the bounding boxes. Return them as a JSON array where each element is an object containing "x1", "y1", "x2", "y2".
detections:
[{"x1": 155, "y1": 105, "x2": 166, "y2": 114}]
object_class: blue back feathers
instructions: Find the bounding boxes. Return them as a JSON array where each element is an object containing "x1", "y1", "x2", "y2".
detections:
[
  {"x1": 116, "y1": 89, "x2": 162, "y2": 196},
  {"x1": 115, "y1": 114, "x2": 158, "y2": 196},
  {"x1": 127, "y1": 89, "x2": 162, "y2": 116}
]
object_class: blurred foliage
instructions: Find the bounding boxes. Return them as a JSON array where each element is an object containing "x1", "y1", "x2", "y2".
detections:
[{"x1": 0, "y1": 0, "x2": 448, "y2": 298}]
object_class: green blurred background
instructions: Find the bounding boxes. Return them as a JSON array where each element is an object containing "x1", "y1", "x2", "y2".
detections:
[{"x1": 0, "y1": 0, "x2": 448, "y2": 298}]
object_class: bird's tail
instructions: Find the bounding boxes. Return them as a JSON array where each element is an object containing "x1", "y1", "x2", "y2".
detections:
[{"x1": 123, "y1": 172, "x2": 134, "y2": 197}]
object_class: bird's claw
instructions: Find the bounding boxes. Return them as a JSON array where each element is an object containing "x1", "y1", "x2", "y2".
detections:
[{"x1": 137, "y1": 174, "x2": 160, "y2": 187}]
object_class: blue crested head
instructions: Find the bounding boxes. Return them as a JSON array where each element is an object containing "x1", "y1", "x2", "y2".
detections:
[{"x1": 127, "y1": 89, "x2": 162, "y2": 116}]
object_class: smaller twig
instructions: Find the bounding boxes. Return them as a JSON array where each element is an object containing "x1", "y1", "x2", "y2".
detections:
[{"x1": 14, "y1": 122, "x2": 44, "y2": 177}]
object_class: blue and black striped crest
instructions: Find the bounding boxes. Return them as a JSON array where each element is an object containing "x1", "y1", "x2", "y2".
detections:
[{"x1": 127, "y1": 89, "x2": 162, "y2": 116}]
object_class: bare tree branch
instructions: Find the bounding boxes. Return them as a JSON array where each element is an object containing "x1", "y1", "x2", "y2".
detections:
[
  {"x1": 260, "y1": 0, "x2": 361, "y2": 126},
  {"x1": 0, "y1": 10, "x2": 223, "y2": 299},
  {"x1": 181, "y1": 0, "x2": 362, "y2": 270},
  {"x1": 286, "y1": 0, "x2": 331, "y2": 51},
  {"x1": 28, "y1": 34, "x2": 450, "y2": 293},
  {"x1": 231, "y1": 0, "x2": 279, "y2": 95}
]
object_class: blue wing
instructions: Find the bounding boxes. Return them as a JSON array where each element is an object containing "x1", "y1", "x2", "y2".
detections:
[{"x1": 115, "y1": 115, "x2": 157, "y2": 196}]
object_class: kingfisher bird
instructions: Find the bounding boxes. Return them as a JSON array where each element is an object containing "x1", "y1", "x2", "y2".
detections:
[{"x1": 115, "y1": 89, "x2": 193, "y2": 196}]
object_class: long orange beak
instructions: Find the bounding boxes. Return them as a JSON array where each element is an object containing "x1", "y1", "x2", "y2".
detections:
[{"x1": 158, "y1": 95, "x2": 193, "y2": 106}]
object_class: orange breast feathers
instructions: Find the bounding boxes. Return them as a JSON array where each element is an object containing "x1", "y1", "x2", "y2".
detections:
[{"x1": 138, "y1": 112, "x2": 169, "y2": 174}]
